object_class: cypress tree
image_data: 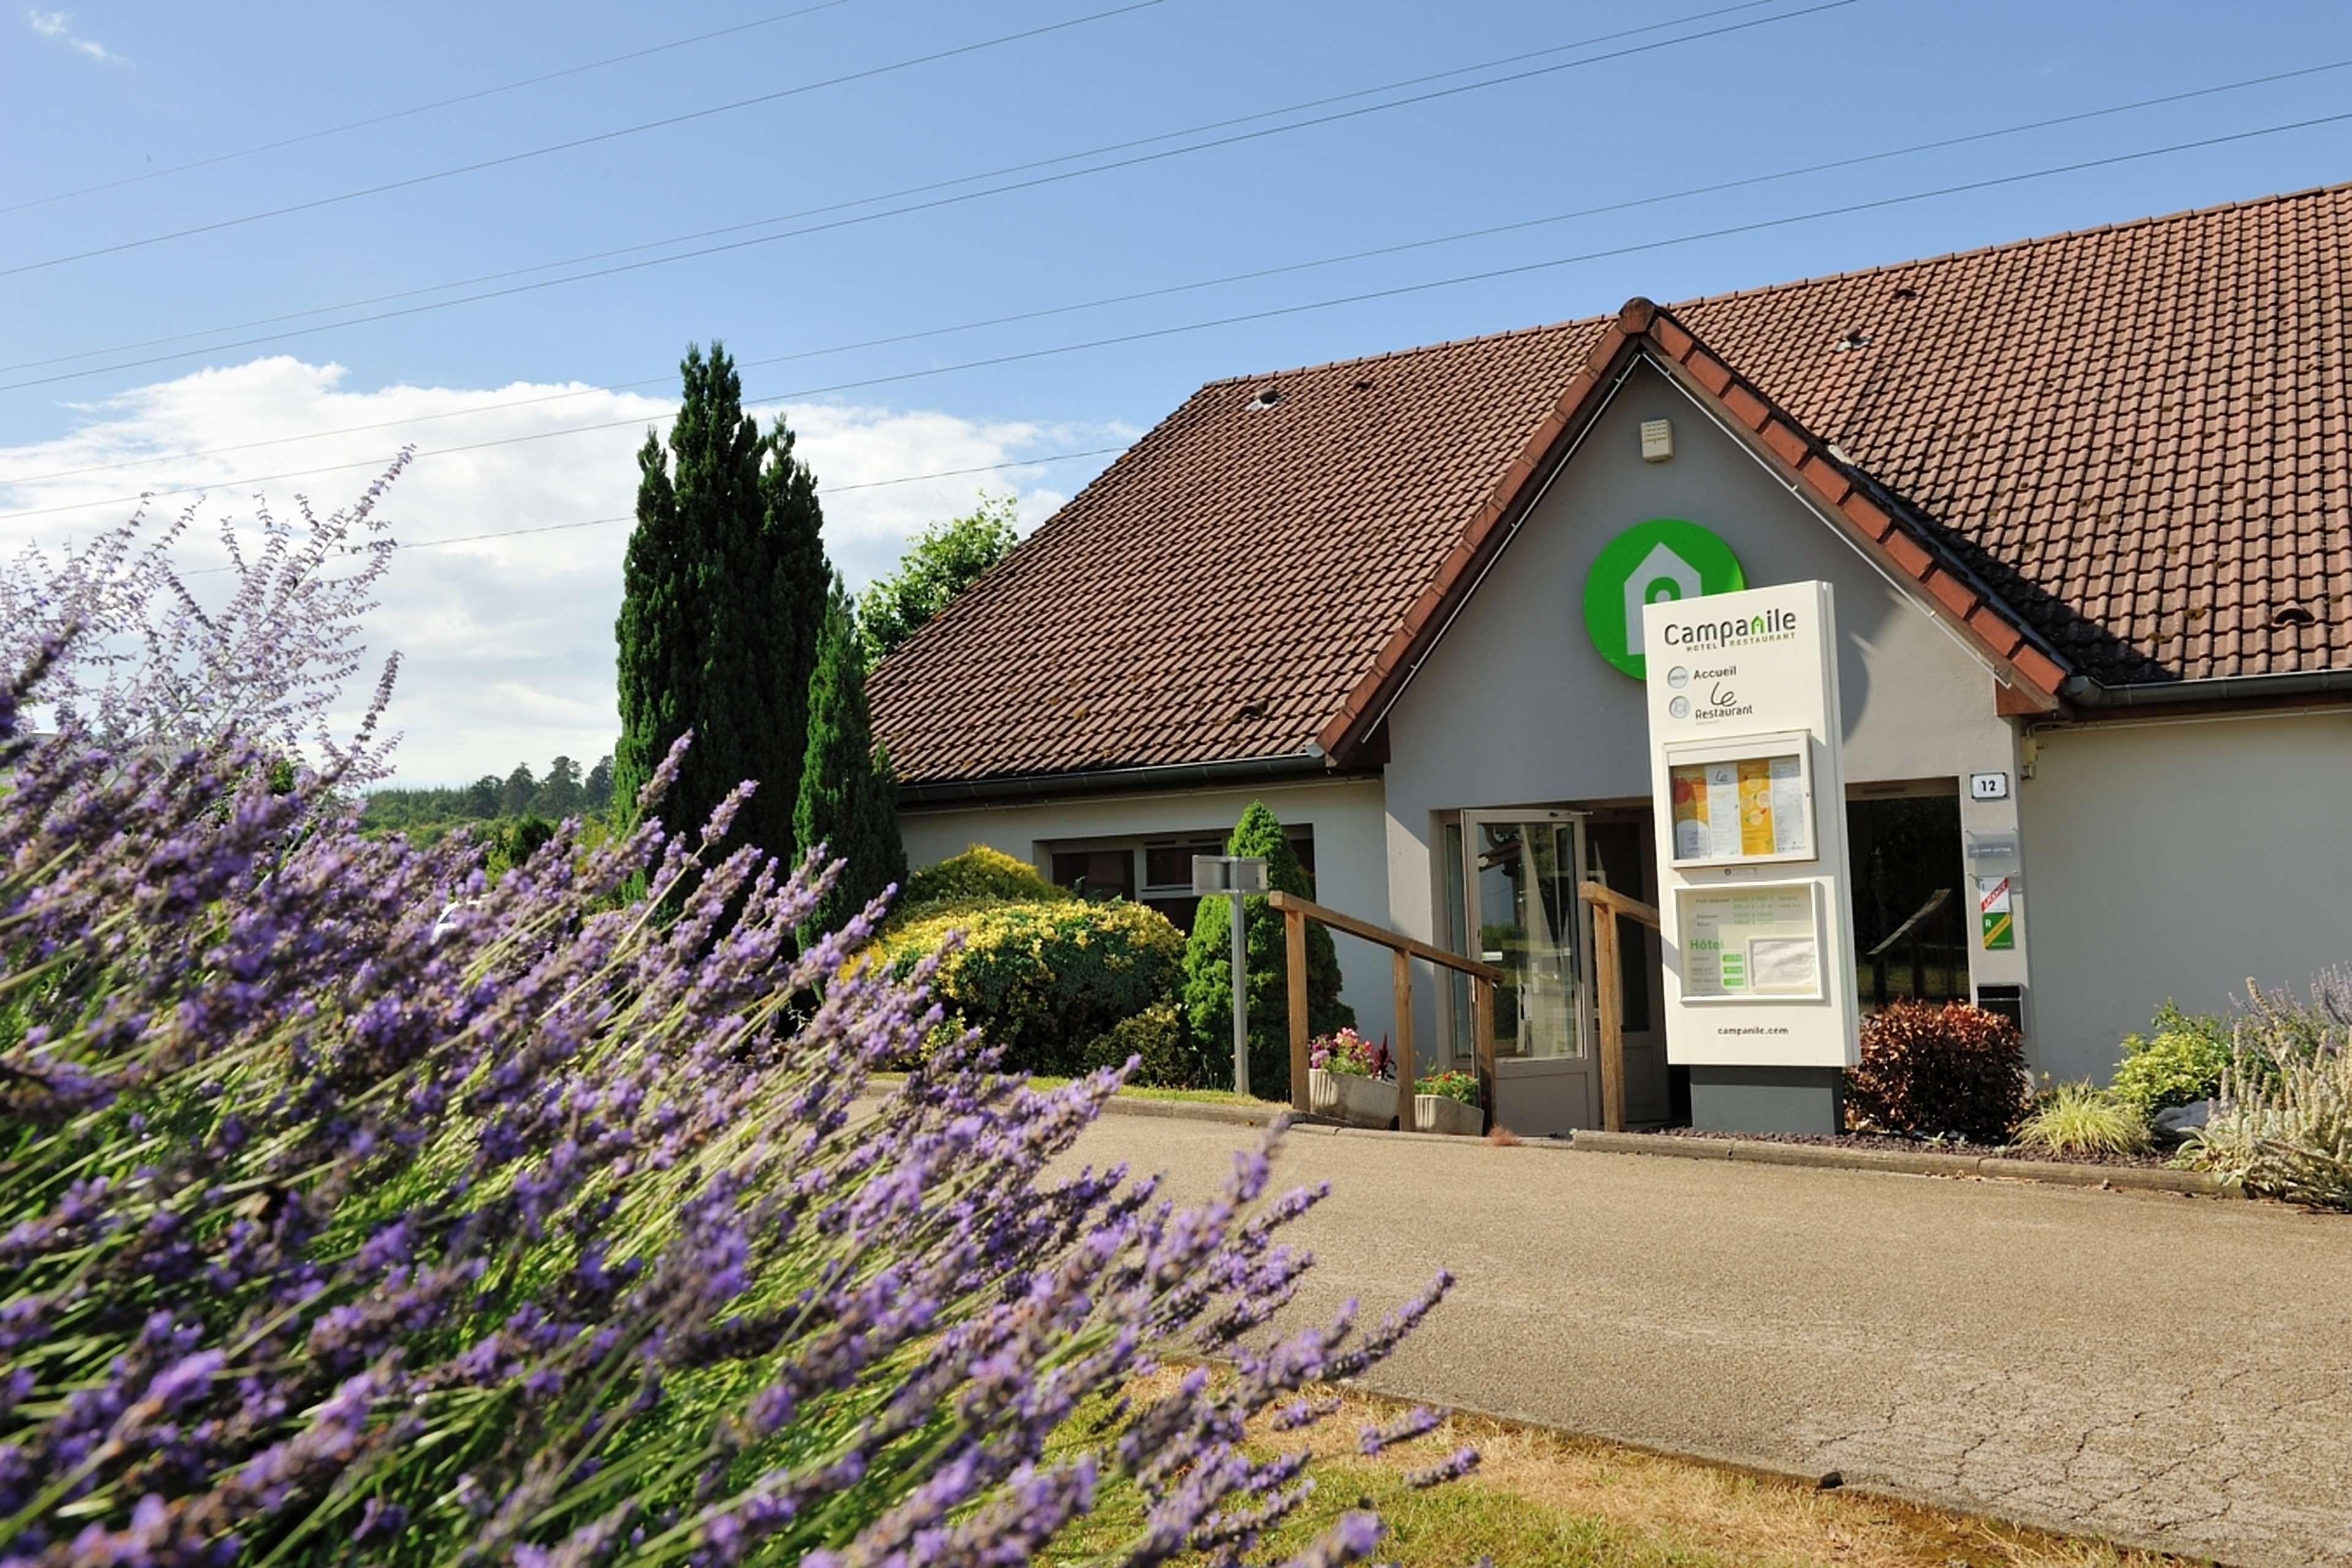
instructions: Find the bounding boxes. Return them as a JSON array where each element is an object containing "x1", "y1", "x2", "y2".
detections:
[
  {"x1": 793, "y1": 582, "x2": 907, "y2": 940},
  {"x1": 612, "y1": 342, "x2": 830, "y2": 858},
  {"x1": 1181, "y1": 801, "x2": 1354, "y2": 1096}
]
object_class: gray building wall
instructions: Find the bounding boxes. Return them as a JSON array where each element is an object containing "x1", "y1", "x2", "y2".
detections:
[
  {"x1": 1379, "y1": 359, "x2": 2026, "y2": 1065},
  {"x1": 898, "y1": 775, "x2": 1397, "y2": 1047},
  {"x1": 2020, "y1": 711, "x2": 2352, "y2": 1077}
]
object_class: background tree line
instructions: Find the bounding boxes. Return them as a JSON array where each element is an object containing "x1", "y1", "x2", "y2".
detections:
[{"x1": 361, "y1": 752, "x2": 616, "y2": 840}]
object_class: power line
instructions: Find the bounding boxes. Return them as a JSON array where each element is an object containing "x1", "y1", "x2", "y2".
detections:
[
  {"x1": 7, "y1": 54, "x2": 2340, "y2": 490},
  {"x1": 0, "y1": 0, "x2": 1174, "y2": 279},
  {"x1": 3, "y1": 0, "x2": 1793, "y2": 377},
  {"x1": 8, "y1": 107, "x2": 2348, "y2": 528},
  {"x1": 175, "y1": 446, "x2": 1127, "y2": 575},
  {"x1": 0, "y1": 0, "x2": 1851, "y2": 387},
  {"x1": 0, "y1": 1, "x2": 863, "y2": 218}
]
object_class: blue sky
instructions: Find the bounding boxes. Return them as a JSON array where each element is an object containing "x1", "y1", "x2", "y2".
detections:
[{"x1": 3, "y1": 0, "x2": 2349, "y2": 778}]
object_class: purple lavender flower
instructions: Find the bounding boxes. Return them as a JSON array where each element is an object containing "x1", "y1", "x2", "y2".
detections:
[{"x1": 0, "y1": 473, "x2": 1464, "y2": 1566}]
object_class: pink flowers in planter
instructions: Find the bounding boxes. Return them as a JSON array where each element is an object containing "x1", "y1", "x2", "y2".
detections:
[{"x1": 1310, "y1": 1027, "x2": 1390, "y2": 1079}]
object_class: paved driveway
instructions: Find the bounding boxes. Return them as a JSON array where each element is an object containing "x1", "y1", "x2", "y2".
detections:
[{"x1": 1070, "y1": 1114, "x2": 2352, "y2": 1567}]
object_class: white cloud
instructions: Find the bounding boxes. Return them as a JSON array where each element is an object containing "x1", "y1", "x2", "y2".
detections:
[
  {"x1": 0, "y1": 356, "x2": 1127, "y2": 783},
  {"x1": 25, "y1": 7, "x2": 124, "y2": 62}
]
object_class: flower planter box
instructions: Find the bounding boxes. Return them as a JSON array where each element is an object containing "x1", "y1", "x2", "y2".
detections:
[
  {"x1": 1413, "y1": 1093, "x2": 1483, "y2": 1137},
  {"x1": 1309, "y1": 1066, "x2": 1396, "y2": 1129}
]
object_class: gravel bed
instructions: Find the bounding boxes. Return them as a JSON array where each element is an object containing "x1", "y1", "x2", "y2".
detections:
[{"x1": 1656, "y1": 1126, "x2": 2182, "y2": 1170}]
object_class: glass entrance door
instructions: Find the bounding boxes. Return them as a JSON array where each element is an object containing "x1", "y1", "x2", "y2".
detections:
[{"x1": 1458, "y1": 810, "x2": 1594, "y2": 1134}]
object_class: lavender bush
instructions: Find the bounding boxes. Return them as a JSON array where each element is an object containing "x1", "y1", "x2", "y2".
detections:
[
  {"x1": 0, "y1": 481, "x2": 1459, "y2": 1564},
  {"x1": 2184, "y1": 970, "x2": 2352, "y2": 1209}
]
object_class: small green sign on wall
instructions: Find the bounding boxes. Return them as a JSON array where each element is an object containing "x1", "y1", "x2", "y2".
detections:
[{"x1": 1581, "y1": 518, "x2": 1747, "y2": 679}]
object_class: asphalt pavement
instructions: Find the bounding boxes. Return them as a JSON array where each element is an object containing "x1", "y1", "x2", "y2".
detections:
[{"x1": 1068, "y1": 1113, "x2": 2352, "y2": 1567}]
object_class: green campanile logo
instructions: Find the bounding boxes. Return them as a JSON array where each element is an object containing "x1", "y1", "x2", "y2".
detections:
[{"x1": 1581, "y1": 518, "x2": 1745, "y2": 678}]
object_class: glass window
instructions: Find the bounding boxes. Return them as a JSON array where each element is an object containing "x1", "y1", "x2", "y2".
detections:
[
  {"x1": 1050, "y1": 848, "x2": 1134, "y2": 903},
  {"x1": 1144, "y1": 894, "x2": 1204, "y2": 933},
  {"x1": 1847, "y1": 793, "x2": 1969, "y2": 1009},
  {"x1": 1143, "y1": 845, "x2": 1195, "y2": 888}
]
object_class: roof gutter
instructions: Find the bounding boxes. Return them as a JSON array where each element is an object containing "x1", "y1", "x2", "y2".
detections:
[
  {"x1": 2060, "y1": 667, "x2": 2352, "y2": 709},
  {"x1": 897, "y1": 749, "x2": 1337, "y2": 807}
]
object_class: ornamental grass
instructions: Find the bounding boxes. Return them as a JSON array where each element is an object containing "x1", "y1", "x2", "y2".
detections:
[
  {"x1": 0, "y1": 475, "x2": 1456, "y2": 1565},
  {"x1": 2013, "y1": 1083, "x2": 2152, "y2": 1158}
]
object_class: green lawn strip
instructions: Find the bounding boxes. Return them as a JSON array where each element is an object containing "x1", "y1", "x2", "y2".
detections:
[
  {"x1": 865, "y1": 1071, "x2": 1285, "y2": 1111},
  {"x1": 1040, "y1": 1450, "x2": 1732, "y2": 1567},
  {"x1": 1032, "y1": 1378, "x2": 2172, "y2": 1568}
]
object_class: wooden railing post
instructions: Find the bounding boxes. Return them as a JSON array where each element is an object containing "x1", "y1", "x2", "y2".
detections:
[
  {"x1": 1591, "y1": 891, "x2": 1627, "y2": 1133},
  {"x1": 1391, "y1": 949, "x2": 1416, "y2": 1133},
  {"x1": 1470, "y1": 976, "x2": 1496, "y2": 1133},
  {"x1": 1262, "y1": 890, "x2": 1502, "y2": 1128},
  {"x1": 1578, "y1": 880, "x2": 1662, "y2": 1134},
  {"x1": 1284, "y1": 902, "x2": 1310, "y2": 1113}
]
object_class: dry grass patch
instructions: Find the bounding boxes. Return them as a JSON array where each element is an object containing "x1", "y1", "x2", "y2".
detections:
[{"x1": 1047, "y1": 1372, "x2": 2184, "y2": 1567}]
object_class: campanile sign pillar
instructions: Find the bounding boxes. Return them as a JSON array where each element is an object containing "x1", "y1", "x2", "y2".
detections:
[{"x1": 1641, "y1": 580, "x2": 1858, "y2": 1134}]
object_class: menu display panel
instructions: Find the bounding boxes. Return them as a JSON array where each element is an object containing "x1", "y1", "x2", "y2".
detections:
[{"x1": 1665, "y1": 739, "x2": 1813, "y2": 866}]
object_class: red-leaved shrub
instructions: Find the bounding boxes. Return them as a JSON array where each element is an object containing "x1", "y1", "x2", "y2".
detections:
[{"x1": 1847, "y1": 1000, "x2": 2031, "y2": 1142}]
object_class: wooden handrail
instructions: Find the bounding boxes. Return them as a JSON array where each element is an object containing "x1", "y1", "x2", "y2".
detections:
[
  {"x1": 1265, "y1": 892, "x2": 1503, "y2": 981},
  {"x1": 1265, "y1": 890, "x2": 1500, "y2": 1130},
  {"x1": 1580, "y1": 880, "x2": 1661, "y2": 930},
  {"x1": 1578, "y1": 878, "x2": 1662, "y2": 1134}
]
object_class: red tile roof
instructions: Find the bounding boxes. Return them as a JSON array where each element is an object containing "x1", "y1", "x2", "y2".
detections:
[
  {"x1": 873, "y1": 183, "x2": 2352, "y2": 789},
  {"x1": 870, "y1": 318, "x2": 1611, "y2": 785}
]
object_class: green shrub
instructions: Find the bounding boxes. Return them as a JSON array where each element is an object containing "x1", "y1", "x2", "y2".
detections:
[
  {"x1": 899, "y1": 842, "x2": 1076, "y2": 921},
  {"x1": 2183, "y1": 970, "x2": 2352, "y2": 1208},
  {"x1": 2016, "y1": 1081, "x2": 2152, "y2": 1156},
  {"x1": 1847, "y1": 999, "x2": 2030, "y2": 1143},
  {"x1": 1416, "y1": 1069, "x2": 1480, "y2": 1107},
  {"x1": 1078, "y1": 998, "x2": 1214, "y2": 1088},
  {"x1": 878, "y1": 897, "x2": 1183, "y2": 1077},
  {"x1": 486, "y1": 814, "x2": 556, "y2": 876},
  {"x1": 1182, "y1": 801, "x2": 1353, "y2": 1097},
  {"x1": 2111, "y1": 1001, "x2": 2233, "y2": 1115}
]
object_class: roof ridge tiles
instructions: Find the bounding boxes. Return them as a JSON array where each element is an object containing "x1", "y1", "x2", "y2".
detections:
[{"x1": 1195, "y1": 314, "x2": 1610, "y2": 389}]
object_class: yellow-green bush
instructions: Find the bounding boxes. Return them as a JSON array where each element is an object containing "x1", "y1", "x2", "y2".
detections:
[
  {"x1": 2110, "y1": 1001, "x2": 2234, "y2": 1115},
  {"x1": 877, "y1": 897, "x2": 1184, "y2": 1076},
  {"x1": 898, "y1": 843, "x2": 1076, "y2": 922}
]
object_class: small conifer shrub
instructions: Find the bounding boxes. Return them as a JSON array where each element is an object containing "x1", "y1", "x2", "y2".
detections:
[{"x1": 1182, "y1": 801, "x2": 1353, "y2": 1097}]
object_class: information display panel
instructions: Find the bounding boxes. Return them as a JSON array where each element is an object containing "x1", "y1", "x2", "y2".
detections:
[
  {"x1": 1663, "y1": 731, "x2": 1814, "y2": 866},
  {"x1": 1643, "y1": 581, "x2": 1858, "y2": 1071},
  {"x1": 1676, "y1": 882, "x2": 1824, "y2": 1001}
]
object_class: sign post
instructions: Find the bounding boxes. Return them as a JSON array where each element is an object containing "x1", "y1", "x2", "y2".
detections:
[
  {"x1": 1641, "y1": 580, "x2": 1858, "y2": 1133},
  {"x1": 1193, "y1": 855, "x2": 1270, "y2": 1096}
]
